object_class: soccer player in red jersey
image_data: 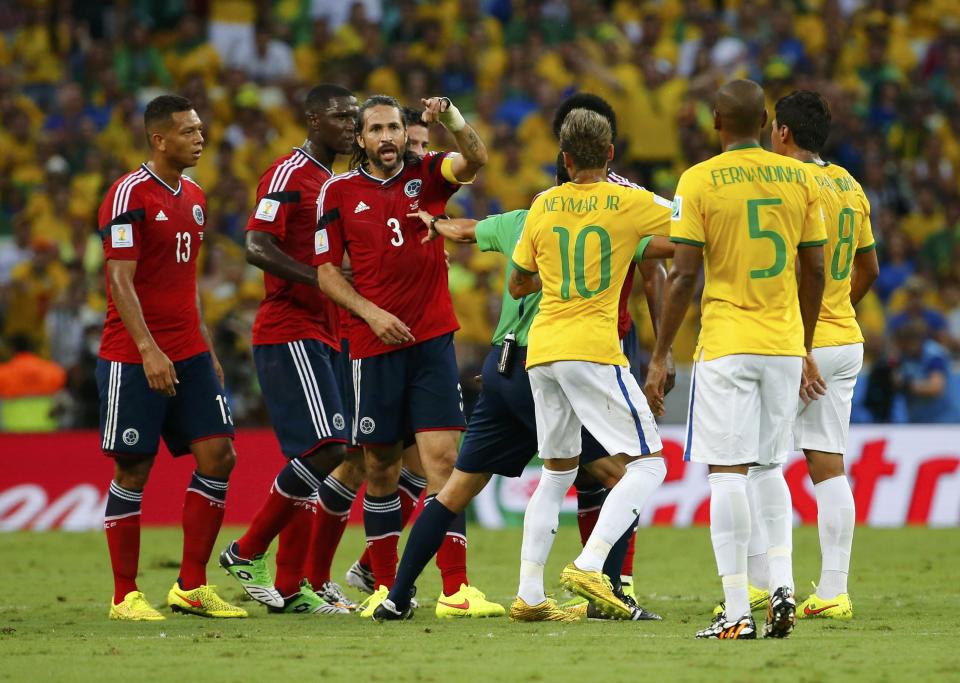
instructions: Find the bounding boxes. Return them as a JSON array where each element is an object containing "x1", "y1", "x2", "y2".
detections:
[
  {"x1": 217, "y1": 85, "x2": 359, "y2": 614},
  {"x1": 97, "y1": 95, "x2": 245, "y2": 620},
  {"x1": 316, "y1": 107, "x2": 433, "y2": 598},
  {"x1": 314, "y1": 95, "x2": 503, "y2": 617}
]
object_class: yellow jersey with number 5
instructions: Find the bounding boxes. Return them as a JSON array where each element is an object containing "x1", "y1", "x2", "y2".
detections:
[
  {"x1": 512, "y1": 181, "x2": 671, "y2": 369},
  {"x1": 670, "y1": 143, "x2": 828, "y2": 361},
  {"x1": 808, "y1": 161, "x2": 876, "y2": 348}
]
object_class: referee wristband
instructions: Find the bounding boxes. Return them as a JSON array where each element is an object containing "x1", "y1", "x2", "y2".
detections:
[{"x1": 430, "y1": 214, "x2": 449, "y2": 235}]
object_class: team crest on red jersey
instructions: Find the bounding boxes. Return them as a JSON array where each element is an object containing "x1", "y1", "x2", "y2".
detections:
[
  {"x1": 404, "y1": 179, "x2": 422, "y2": 197},
  {"x1": 192, "y1": 204, "x2": 205, "y2": 225}
]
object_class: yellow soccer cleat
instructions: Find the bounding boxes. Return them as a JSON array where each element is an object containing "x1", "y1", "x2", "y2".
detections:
[
  {"x1": 559, "y1": 563, "x2": 631, "y2": 620},
  {"x1": 712, "y1": 584, "x2": 770, "y2": 616},
  {"x1": 798, "y1": 592, "x2": 853, "y2": 620},
  {"x1": 167, "y1": 584, "x2": 248, "y2": 618},
  {"x1": 109, "y1": 591, "x2": 165, "y2": 621},
  {"x1": 359, "y1": 585, "x2": 390, "y2": 618},
  {"x1": 509, "y1": 597, "x2": 582, "y2": 622},
  {"x1": 435, "y1": 584, "x2": 506, "y2": 619}
]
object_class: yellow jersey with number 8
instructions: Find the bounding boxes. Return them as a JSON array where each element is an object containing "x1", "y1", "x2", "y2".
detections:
[
  {"x1": 670, "y1": 143, "x2": 828, "y2": 361},
  {"x1": 512, "y1": 181, "x2": 671, "y2": 369},
  {"x1": 807, "y1": 161, "x2": 875, "y2": 348}
]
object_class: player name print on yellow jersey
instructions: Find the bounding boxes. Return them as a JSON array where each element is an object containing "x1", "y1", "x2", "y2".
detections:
[
  {"x1": 806, "y1": 162, "x2": 876, "y2": 349},
  {"x1": 512, "y1": 181, "x2": 670, "y2": 369},
  {"x1": 671, "y1": 143, "x2": 827, "y2": 361}
]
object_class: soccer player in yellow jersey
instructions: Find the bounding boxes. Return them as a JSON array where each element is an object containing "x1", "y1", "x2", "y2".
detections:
[
  {"x1": 509, "y1": 109, "x2": 672, "y2": 619},
  {"x1": 645, "y1": 80, "x2": 827, "y2": 640},
  {"x1": 770, "y1": 91, "x2": 879, "y2": 620}
]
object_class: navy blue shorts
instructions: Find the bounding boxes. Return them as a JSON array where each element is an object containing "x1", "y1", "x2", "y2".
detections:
[
  {"x1": 254, "y1": 339, "x2": 348, "y2": 458},
  {"x1": 331, "y1": 337, "x2": 356, "y2": 447},
  {"x1": 457, "y1": 346, "x2": 607, "y2": 477},
  {"x1": 582, "y1": 324, "x2": 646, "y2": 462},
  {"x1": 352, "y1": 333, "x2": 465, "y2": 446},
  {"x1": 96, "y1": 351, "x2": 234, "y2": 457}
]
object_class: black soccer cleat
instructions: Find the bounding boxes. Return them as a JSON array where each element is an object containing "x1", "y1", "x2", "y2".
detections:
[
  {"x1": 586, "y1": 587, "x2": 663, "y2": 621},
  {"x1": 764, "y1": 586, "x2": 797, "y2": 638},
  {"x1": 696, "y1": 613, "x2": 757, "y2": 640},
  {"x1": 371, "y1": 598, "x2": 414, "y2": 622}
]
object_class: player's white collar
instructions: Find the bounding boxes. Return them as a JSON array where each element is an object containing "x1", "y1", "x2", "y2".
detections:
[
  {"x1": 294, "y1": 146, "x2": 332, "y2": 176},
  {"x1": 140, "y1": 163, "x2": 182, "y2": 195},
  {"x1": 359, "y1": 161, "x2": 405, "y2": 185}
]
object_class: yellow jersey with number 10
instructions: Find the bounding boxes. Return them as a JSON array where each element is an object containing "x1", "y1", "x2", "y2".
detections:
[
  {"x1": 808, "y1": 161, "x2": 876, "y2": 348},
  {"x1": 670, "y1": 143, "x2": 828, "y2": 361},
  {"x1": 512, "y1": 181, "x2": 671, "y2": 369}
]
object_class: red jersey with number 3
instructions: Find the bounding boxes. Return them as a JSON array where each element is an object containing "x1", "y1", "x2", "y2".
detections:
[
  {"x1": 97, "y1": 164, "x2": 208, "y2": 363},
  {"x1": 313, "y1": 152, "x2": 461, "y2": 358},
  {"x1": 246, "y1": 147, "x2": 340, "y2": 348}
]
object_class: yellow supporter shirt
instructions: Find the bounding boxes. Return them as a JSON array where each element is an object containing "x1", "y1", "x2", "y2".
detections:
[
  {"x1": 808, "y1": 161, "x2": 876, "y2": 348},
  {"x1": 512, "y1": 181, "x2": 671, "y2": 368},
  {"x1": 671, "y1": 143, "x2": 827, "y2": 361}
]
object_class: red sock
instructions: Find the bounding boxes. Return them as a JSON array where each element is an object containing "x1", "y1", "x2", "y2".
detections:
[
  {"x1": 306, "y1": 508, "x2": 349, "y2": 586},
  {"x1": 434, "y1": 502, "x2": 468, "y2": 595},
  {"x1": 237, "y1": 485, "x2": 300, "y2": 558},
  {"x1": 105, "y1": 481, "x2": 143, "y2": 604},
  {"x1": 363, "y1": 492, "x2": 402, "y2": 589},
  {"x1": 179, "y1": 472, "x2": 228, "y2": 590},
  {"x1": 106, "y1": 515, "x2": 140, "y2": 603},
  {"x1": 275, "y1": 498, "x2": 315, "y2": 597},
  {"x1": 621, "y1": 529, "x2": 637, "y2": 578},
  {"x1": 577, "y1": 507, "x2": 601, "y2": 546}
]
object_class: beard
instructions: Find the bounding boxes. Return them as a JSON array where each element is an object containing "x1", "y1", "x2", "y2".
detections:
[{"x1": 367, "y1": 144, "x2": 402, "y2": 174}]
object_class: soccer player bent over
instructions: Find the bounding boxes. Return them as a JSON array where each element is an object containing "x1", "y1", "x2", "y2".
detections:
[
  {"x1": 98, "y1": 96, "x2": 244, "y2": 620},
  {"x1": 314, "y1": 95, "x2": 501, "y2": 617},
  {"x1": 645, "y1": 80, "x2": 827, "y2": 640},
  {"x1": 509, "y1": 109, "x2": 671, "y2": 621},
  {"x1": 770, "y1": 91, "x2": 878, "y2": 620},
  {"x1": 217, "y1": 85, "x2": 359, "y2": 614}
]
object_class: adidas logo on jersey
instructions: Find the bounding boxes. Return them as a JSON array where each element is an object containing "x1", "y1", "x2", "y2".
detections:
[
  {"x1": 155, "y1": 210, "x2": 169, "y2": 221},
  {"x1": 354, "y1": 201, "x2": 370, "y2": 214}
]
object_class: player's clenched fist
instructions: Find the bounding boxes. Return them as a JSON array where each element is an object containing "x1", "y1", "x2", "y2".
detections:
[
  {"x1": 420, "y1": 96, "x2": 465, "y2": 132},
  {"x1": 141, "y1": 346, "x2": 178, "y2": 396},
  {"x1": 365, "y1": 308, "x2": 415, "y2": 346}
]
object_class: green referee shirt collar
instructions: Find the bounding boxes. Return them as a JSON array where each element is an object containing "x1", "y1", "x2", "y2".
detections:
[{"x1": 726, "y1": 141, "x2": 762, "y2": 151}]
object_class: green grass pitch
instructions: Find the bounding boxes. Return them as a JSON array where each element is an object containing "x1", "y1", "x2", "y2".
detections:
[{"x1": 1, "y1": 526, "x2": 958, "y2": 682}]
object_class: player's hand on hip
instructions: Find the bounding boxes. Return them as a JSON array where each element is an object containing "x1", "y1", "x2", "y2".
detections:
[
  {"x1": 800, "y1": 352, "x2": 827, "y2": 404},
  {"x1": 643, "y1": 358, "x2": 667, "y2": 417},
  {"x1": 366, "y1": 308, "x2": 415, "y2": 345},
  {"x1": 142, "y1": 346, "x2": 178, "y2": 397},
  {"x1": 664, "y1": 350, "x2": 677, "y2": 396}
]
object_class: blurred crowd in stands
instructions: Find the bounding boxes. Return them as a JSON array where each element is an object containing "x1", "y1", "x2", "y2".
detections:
[{"x1": 2, "y1": 0, "x2": 960, "y2": 430}]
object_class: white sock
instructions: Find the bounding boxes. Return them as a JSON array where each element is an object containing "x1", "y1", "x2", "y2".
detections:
[
  {"x1": 815, "y1": 475, "x2": 855, "y2": 599},
  {"x1": 517, "y1": 466, "x2": 578, "y2": 605},
  {"x1": 574, "y1": 457, "x2": 666, "y2": 572},
  {"x1": 708, "y1": 472, "x2": 751, "y2": 620},
  {"x1": 748, "y1": 465, "x2": 794, "y2": 592},
  {"x1": 746, "y1": 477, "x2": 770, "y2": 591}
]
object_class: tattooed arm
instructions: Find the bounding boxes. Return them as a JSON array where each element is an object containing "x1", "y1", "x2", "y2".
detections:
[{"x1": 421, "y1": 96, "x2": 488, "y2": 182}]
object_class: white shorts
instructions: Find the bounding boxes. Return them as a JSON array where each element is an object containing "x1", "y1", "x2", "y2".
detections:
[
  {"x1": 793, "y1": 343, "x2": 863, "y2": 455},
  {"x1": 528, "y1": 361, "x2": 662, "y2": 460},
  {"x1": 684, "y1": 353, "x2": 802, "y2": 467}
]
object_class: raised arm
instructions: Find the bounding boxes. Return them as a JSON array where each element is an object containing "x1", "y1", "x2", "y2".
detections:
[
  {"x1": 421, "y1": 96, "x2": 488, "y2": 182},
  {"x1": 644, "y1": 243, "x2": 702, "y2": 415},
  {"x1": 107, "y1": 259, "x2": 178, "y2": 396},
  {"x1": 246, "y1": 230, "x2": 317, "y2": 285}
]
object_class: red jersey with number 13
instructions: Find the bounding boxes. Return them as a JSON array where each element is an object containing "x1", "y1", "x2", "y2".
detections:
[
  {"x1": 313, "y1": 152, "x2": 461, "y2": 358},
  {"x1": 246, "y1": 147, "x2": 340, "y2": 348},
  {"x1": 97, "y1": 164, "x2": 208, "y2": 363}
]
